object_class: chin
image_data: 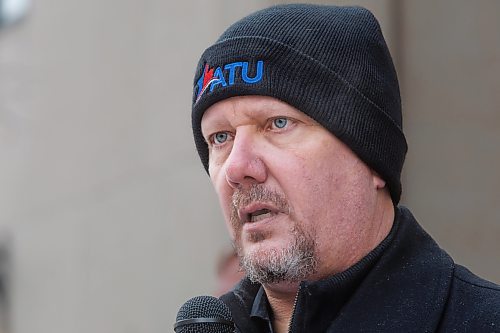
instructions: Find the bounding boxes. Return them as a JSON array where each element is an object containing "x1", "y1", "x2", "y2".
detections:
[
  {"x1": 239, "y1": 239, "x2": 318, "y2": 285},
  {"x1": 242, "y1": 235, "x2": 290, "y2": 253},
  {"x1": 238, "y1": 240, "x2": 278, "y2": 264}
]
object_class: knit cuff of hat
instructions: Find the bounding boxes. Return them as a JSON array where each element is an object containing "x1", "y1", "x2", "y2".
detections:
[{"x1": 192, "y1": 36, "x2": 406, "y2": 203}]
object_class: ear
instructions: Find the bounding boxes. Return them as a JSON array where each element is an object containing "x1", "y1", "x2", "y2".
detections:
[{"x1": 372, "y1": 171, "x2": 386, "y2": 189}]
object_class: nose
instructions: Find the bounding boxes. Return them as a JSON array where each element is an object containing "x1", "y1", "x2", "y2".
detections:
[{"x1": 224, "y1": 128, "x2": 267, "y2": 189}]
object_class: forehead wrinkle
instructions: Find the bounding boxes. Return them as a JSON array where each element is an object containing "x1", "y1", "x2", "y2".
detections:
[
  {"x1": 233, "y1": 96, "x2": 312, "y2": 122},
  {"x1": 225, "y1": 97, "x2": 271, "y2": 125}
]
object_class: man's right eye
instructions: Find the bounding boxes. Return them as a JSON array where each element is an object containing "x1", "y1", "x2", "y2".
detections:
[{"x1": 211, "y1": 132, "x2": 229, "y2": 145}]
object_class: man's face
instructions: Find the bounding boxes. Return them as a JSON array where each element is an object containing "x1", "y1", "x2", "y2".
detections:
[{"x1": 201, "y1": 96, "x2": 386, "y2": 284}]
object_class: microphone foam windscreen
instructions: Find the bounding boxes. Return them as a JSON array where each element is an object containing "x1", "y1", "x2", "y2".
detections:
[{"x1": 175, "y1": 295, "x2": 234, "y2": 333}]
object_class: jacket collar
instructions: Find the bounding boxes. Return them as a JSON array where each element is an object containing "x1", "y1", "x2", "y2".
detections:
[{"x1": 321, "y1": 206, "x2": 455, "y2": 332}]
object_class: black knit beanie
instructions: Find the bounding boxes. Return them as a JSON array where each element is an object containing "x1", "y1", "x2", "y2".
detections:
[{"x1": 191, "y1": 4, "x2": 407, "y2": 204}]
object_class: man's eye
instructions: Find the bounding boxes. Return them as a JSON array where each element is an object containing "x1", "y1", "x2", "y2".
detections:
[
  {"x1": 212, "y1": 132, "x2": 229, "y2": 145},
  {"x1": 272, "y1": 117, "x2": 288, "y2": 129}
]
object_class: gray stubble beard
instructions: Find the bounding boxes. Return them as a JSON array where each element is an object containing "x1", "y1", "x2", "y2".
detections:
[{"x1": 230, "y1": 185, "x2": 318, "y2": 284}]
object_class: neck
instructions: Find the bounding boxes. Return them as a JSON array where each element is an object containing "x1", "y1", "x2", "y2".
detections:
[
  {"x1": 262, "y1": 281, "x2": 300, "y2": 333},
  {"x1": 333, "y1": 191, "x2": 395, "y2": 276}
]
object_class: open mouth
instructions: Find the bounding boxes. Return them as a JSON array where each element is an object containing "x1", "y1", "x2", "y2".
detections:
[{"x1": 247, "y1": 208, "x2": 273, "y2": 223}]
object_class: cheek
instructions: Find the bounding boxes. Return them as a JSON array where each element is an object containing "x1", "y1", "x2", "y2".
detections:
[
  {"x1": 272, "y1": 152, "x2": 327, "y2": 218},
  {"x1": 281, "y1": 148, "x2": 374, "y2": 231}
]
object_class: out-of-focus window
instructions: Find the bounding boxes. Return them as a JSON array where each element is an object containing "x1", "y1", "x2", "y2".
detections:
[{"x1": 0, "y1": 0, "x2": 31, "y2": 28}]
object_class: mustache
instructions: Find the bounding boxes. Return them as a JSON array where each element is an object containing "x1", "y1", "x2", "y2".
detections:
[{"x1": 230, "y1": 184, "x2": 289, "y2": 226}]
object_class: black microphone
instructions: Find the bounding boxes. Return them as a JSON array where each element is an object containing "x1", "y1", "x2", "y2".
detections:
[{"x1": 174, "y1": 295, "x2": 235, "y2": 333}]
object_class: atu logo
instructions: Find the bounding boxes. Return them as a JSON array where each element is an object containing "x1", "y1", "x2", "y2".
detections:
[{"x1": 195, "y1": 60, "x2": 264, "y2": 102}]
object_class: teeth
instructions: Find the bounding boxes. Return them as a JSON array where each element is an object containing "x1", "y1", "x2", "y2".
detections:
[{"x1": 248, "y1": 209, "x2": 273, "y2": 222}]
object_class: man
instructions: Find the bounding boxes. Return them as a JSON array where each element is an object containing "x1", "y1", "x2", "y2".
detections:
[{"x1": 191, "y1": 4, "x2": 500, "y2": 333}]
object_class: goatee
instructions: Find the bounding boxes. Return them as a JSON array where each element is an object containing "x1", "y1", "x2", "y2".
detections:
[{"x1": 231, "y1": 184, "x2": 318, "y2": 284}]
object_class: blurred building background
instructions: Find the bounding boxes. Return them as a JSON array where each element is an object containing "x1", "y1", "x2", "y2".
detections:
[{"x1": 0, "y1": 0, "x2": 498, "y2": 332}]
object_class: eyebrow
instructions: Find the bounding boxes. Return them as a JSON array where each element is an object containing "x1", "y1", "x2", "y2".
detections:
[{"x1": 201, "y1": 100, "x2": 302, "y2": 135}]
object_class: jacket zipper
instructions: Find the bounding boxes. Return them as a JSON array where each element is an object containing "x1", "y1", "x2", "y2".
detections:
[{"x1": 287, "y1": 283, "x2": 302, "y2": 333}]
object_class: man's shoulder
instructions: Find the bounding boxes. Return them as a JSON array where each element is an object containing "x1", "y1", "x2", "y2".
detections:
[
  {"x1": 453, "y1": 264, "x2": 500, "y2": 294},
  {"x1": 440, "y1": 264, "x2": 500, "y2": 332},
  {"x1": 451, "y1": 265, "x2": 500, "y2": 308}
]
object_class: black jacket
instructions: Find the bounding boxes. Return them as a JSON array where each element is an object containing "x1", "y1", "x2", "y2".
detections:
[{"x1": 221, "y1": 206, "x2": 500, "y2": 332}]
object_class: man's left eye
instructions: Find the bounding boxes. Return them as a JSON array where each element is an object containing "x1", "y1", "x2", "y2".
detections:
[{"x1": 272, "y1": 117, "x2": 288, "y2": 129}]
